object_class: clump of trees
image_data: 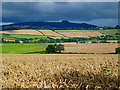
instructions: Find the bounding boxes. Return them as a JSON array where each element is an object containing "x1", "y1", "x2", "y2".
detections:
[
  {"x1": 46, "y1": 43, "x2": 64, "y2": 53},
  {"x1": 115, "y1": 47, "x2": 120, "y2": 54}
]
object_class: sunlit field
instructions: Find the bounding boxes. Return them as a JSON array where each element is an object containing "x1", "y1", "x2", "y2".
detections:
[{"x1": 2, "y1": 54, "x2": 118, "y2": 89}]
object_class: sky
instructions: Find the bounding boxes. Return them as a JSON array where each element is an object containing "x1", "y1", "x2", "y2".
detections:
[{"x1": 1, "y1": 2, "x2": 119, "y2": 26}]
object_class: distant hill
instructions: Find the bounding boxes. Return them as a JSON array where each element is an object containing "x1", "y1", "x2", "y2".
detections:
[{"x1": 2, "y1": 20, "x2": 98, "y2": 30}]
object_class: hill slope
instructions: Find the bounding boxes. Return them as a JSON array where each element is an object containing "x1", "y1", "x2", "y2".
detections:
[{"x1": 2, "y1": 20, "x2": 98, "y2": 30}]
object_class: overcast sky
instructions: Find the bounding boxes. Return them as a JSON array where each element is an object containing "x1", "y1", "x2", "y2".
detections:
[{"x1": 2, "y1": 2, "x2": 118, "y2": 26}]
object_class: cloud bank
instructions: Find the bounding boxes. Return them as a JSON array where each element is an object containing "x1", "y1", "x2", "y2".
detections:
[
  {"x1": 2, "y1": 0, "x2": 120, "y2": 2},
  {"x1": 2, "y1": 2, "x2": 118, "y2": 26}
]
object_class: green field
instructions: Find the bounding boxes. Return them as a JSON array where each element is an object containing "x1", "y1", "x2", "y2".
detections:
[
  {"x1": 99, "y1": 29, "x2": 118, "y2": 35},
  {"x1": 55, "y1": 29, "x2": 118, "y2": 36},
  {"x1": 1, "y1": 34, "x2": 47, "y2": 40},
  {"x1": 1, "y1": 43, "x2": 53, "y2": 54},
  {"x1": 55, "y1": 30, "x2": 98, "y2": 32}
]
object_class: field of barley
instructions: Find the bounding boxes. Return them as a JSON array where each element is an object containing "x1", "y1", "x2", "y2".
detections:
[{"x1": 1, "y1": 54, "x2": 119, "y2": 89}]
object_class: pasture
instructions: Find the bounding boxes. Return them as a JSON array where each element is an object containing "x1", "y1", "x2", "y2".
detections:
[
  {"x1": 2, "y1": 54, "x2": 118, "y2": 88},
  {"x1": 1, "y1": 34, "x2": 47, "y2": 40},
  {"x1": 1, "y1": 43, "x2": 53, "y2": 54},
  {"x1": 55, "y1": 29, "x2": 118, "y2": 36}
]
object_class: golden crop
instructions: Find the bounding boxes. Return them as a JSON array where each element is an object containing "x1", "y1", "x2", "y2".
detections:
[
  {"x1": 1, "y1": 54, "x2": 119, "y2": 89},
  {"x1": 62, "y1": 43, "x2": 118, "y2": 54},
  {"x1": 0, "y1": 30, "x2": 43, "y2": 35},
  {"x1": 60, "y1": 31, "x2": 102, "y2": 38},
  {"x1": 39, "y1": 30, "x2": 63, "y2": 37}
]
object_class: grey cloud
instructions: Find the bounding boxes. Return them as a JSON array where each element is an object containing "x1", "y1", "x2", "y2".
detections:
[
  {"x1": 2, "y1": 0, "x2": 119, "y2": 2},
  {"x1": 2, "y1": 2, "x2": 118, "y2": 26}
]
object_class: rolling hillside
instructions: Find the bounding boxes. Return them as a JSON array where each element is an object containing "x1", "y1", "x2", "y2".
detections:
[
  {"x1": 2, "y1": 20, "x2": 98, "y2": 30},
  {"x1": 0, "y1": 29, "x2": 103, "y2": 38},
  {"x1": 1, "y1": 29, "x2": 118, "y2": 43}
]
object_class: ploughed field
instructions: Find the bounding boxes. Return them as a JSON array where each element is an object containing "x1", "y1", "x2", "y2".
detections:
[
  {"x1": 2, "y1": 54, "x2": 118, "y2": 89},
  {"x1": 62, "y1": 43, "x2": 118, "y2": 53}
]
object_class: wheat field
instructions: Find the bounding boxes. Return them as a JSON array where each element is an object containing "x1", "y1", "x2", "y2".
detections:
[{"x1": 1, "y1": 54, "x2": 119, "y2": 89}]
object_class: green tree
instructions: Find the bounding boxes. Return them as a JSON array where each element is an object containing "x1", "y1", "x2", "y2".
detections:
[
  {"x1": 115, "y1": 47, "x2": 120, "y2": 54},
  {"x1": 55, "y1": 44, "x2": 64, "y2": 53},
  {"x1": 46, "y1": 44, "x2": 64, "y2": 53}
]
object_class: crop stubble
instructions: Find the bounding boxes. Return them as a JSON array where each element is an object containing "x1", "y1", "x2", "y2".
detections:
[
  {"x1": 0, "y1": 30, "x2": 43, "y2": 35},
  {"x1": 39, "y1": 30, "x2": 63, "y2": 37},
  {"x1": 62, "y1": 43, "x2": 118, "y2": 53},
  {"x1": 59, "y1": 31, "x2": 102, "y2": 37}
]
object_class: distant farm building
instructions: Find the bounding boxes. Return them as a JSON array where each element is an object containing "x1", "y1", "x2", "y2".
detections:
[
  {"x1": 85, "y1": 41, "x2": 100, "y2": 43},
  {"x1": 85, "y1": 41, "x2": 92, "y2": 43},
  {"x1": 19, "y1": 41, "x2": 24, "y2": 43},
  {"x1": 99, "y1": 28, "x2": 103, "y2": 30}
]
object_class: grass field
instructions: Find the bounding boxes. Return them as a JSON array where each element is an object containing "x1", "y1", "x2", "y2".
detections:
[
  {"x1": 2, "y1": 54, "x2": 118, "y2": 88},
  {"x1": 1, "y1": 43, "x2": 53, "y2": 54},
  {"x1": 55, "y1": 29, "x2": 118, "y2": 36},
  {"x1": 1, "y1": 34, "x2": 47, "y2": 40},
  {"x1": 2, "y1": 34, "x2": 47, "y2": 40},
  {"x1": 99, "y1": 29, "x2": 118, "y2": 35}
]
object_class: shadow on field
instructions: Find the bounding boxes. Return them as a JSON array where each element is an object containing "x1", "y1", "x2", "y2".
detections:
[
  {"x1": 2, "y1": 68, "x2": 119, "y2": 89},
  {"x1": 50, "y1": 69, "x2": 119, "y2": 89}
]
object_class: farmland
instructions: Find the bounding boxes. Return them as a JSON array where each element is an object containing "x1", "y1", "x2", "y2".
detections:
[
  {"x1": 59, "y1": 31, "x2": 102, "y2": 38},
  {"x1": 55, "y1": 30, "x2": 99, "y2": 32},
  {"x1": 1, "y1": 43, "x2": 53, "y2": 54},
  {"x1": 1, "y1": 43, "x2": 118, "y2": 54},
  {"x1": 1, "y1": 34, "x2": 47, "y2": 40},
  {"x1": 2, "y1": 54, "x2": 118, "y2": 88},
  {"x1": 55, "y1": 29, "x2": 118, "y2": 37},
  {"x1": 0, "y1": 30, "x2": 43, "y2": 35},
  {"x1": 1, "y1": 29, "x2": 119, "y2": 89},
  {"x1": 1, "y1": 29, "x2": 119, "y2": 40},
  {"x1": 39, "y1": 30, "x2": 63, "y2": 37},
  {"x1": 55, "y1": 29, "x2": 118, "y2": 36},
  {"x1": 62, "y1": 43, "x2": 118, "y2": 54}
]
